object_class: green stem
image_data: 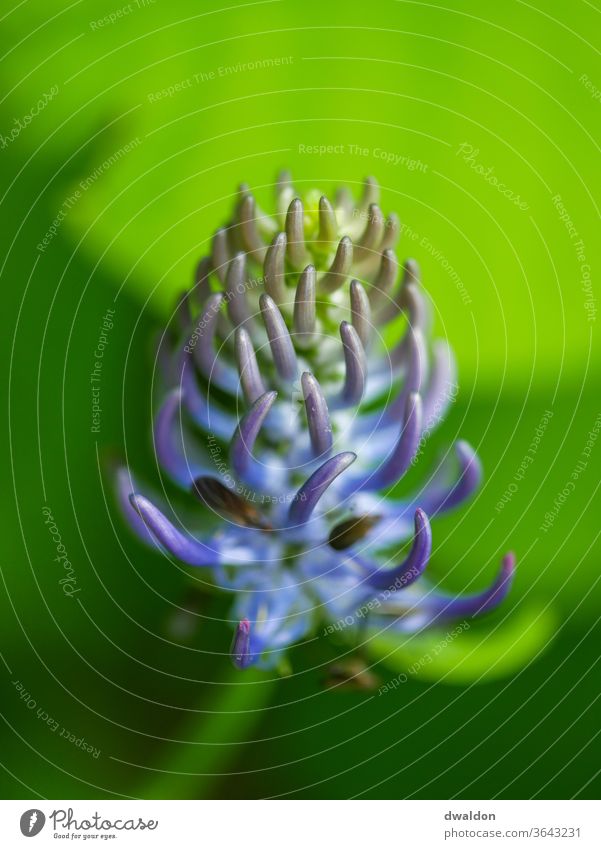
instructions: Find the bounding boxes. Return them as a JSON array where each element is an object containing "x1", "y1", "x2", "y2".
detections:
[{"x1": 141, "y1": 668, "x2": 274, "y2": 799}]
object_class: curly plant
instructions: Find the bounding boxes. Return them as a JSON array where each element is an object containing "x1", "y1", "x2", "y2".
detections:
[{"x1": 116, "y1": 173, "x2": 515, "y2": 673}]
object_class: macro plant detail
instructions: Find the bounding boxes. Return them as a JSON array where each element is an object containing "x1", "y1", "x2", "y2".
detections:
[{"x1": 117, "y1": 173, "x2": 516, "y2": 673}]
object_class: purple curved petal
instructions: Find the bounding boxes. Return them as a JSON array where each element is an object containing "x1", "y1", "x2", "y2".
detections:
[
  {"x1": 429, "y1": 552, "x2": 516, "y2": 619},
  {"x1": 234, "y1": 327, "x2": 266, "y2": 405},
  {"x1": 231, "y1": 391, "x2": 278, "y2": 479},
  {"x1": 211, "y1": 227, "x2": 230, "y2": 282},
  {"x1": 377, "y1": 258, "x2": 421, "y2": 324},
  {"x1": 179, "y1": 351, "x2": 236, "y2": 440},
  {"x1": 115, "y1": 468, "x2": 161, "y2": 548},
  {"x1": 153, "y1": 388, "x2": 202, "y2": 486},
  {"x1": 129, "y1": 494, "x2": 219, "y2": 567},
  {"x1": 288, "y1": 452, "x2": 356, "y2": 525},
  {"x1": 239, "y1": 194, "x2": 267, "y2": 263},
  {"x1": 260, "y1": 293, "x2": 298, "y2": 381},
  {"x1": 418, "y1": 440, "x2": 483, "y2": 516},
  {"x1": 232, "y1": 583, "x2": 314, "y2": 668},
  {"x1": 350, "y1": 278, "x2": 372, "y2": 350},
  {"x1": 225, "y1": 252, "x2": 254, "y2": 328},
  {"x1": 302, "y1": 372, "x2": 332, "y2": 458},
  {"x1": 264, "y1": 232, "x2": 287, "y2": 303},
  {"x1": 231, "y1": 618, "x2": 253, "y2": 669},
  {"x1": 380, "y1": 211, "x2": 401, "y2": 252},
  {"x1": 384, "y1": 326, "x2": 427, "y2": 423},
  {"x1": 347, "y1": 392, "x2": 422, "y2": 492},
  {"x1": 293, "y1": 265, "x2": 316, "y2": 340},
  {"x1": 354, "y1": 439, "x2": 484, "y2": 530},
  {"x1": 354, "y1": 203, "x2": 384, "y2": 262},
  {"x1": 369, "y1": 249, "x2": 398, "y2": 309},
  {"x1": 320, "y1": 236, "x2": 352, "y2": 293},
  {"x1": 317, "y1": 195, "x2": 337, "y2": 245},
  {"x1": 285, "y1": 197, "x2": 306, "y2": 267},
  {"x1": 421, "y1": 340, "x2": 457, "y2": 428},
  {"x1": 191, "y1": 256, "x2": 212, "y2": 310},
  {"x1": 172, "y1": 289, "x2": 192, "y2": 334},
  {"x1": 340, "y1": 321, "x2": 366, "y2": 405},
  {"x1": 367, "y1": 509, "x2": 432, "y2": 589},
  {"x1": 191, "y1": 293, "x2": 238, "y2": 392}
]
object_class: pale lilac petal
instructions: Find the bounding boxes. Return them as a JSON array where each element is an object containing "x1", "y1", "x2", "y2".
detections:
[
  {"x1": 340, "y1": 321, "x2": 366, "y2": 405},
  {"x1": 293, "y1": 265, "x2": 316, "y2": 341},
  {"x1": 260, "y1": 293, "x2": 298, "y2": 381},
  {"x1": 320, "y1": 236, "x2": 352, "y2": 293},
  {"x1": 349, "y1": 279, "x2": 372, "y2": 350},
  {"x1": 301, "y1": 372, "x2": 332, "y2": 458},
  {"x1": 264, "y1": 232, "x2": 287, "y2": 303},
  {"x1": 285, "y1": 197, "x2": 306, "y2": 267},
  {"x1": 234, "y1": 327, "x2": 266, "y2": 405}
]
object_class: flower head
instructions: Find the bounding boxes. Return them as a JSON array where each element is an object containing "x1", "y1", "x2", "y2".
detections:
[{"x1": 117, "y1": 174, "x2": 515, "y2": 672}]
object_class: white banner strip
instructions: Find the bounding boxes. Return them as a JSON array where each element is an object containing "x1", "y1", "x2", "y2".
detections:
[{"x1": 0, "y1": 799, "x2": 599, "y2": 847}]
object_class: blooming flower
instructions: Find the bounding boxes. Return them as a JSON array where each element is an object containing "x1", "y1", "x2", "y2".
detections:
[{"x1": 117, "y1": 174, "x2": 515, "y2": 673}]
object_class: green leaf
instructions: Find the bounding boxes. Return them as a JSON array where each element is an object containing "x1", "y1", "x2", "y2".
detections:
[{"x1": 365, "y1": 602, "x2": 557, "y2": 686}]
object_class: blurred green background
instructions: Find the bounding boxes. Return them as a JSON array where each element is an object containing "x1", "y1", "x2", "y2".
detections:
[{"x1": 1, "y1": 0, "x2": 600, "y2": 799}]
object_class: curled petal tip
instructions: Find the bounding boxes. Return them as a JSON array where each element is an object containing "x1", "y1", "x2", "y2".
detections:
[
  {"x1": 368, "y1": 507, "x2": 431, "y2": 589},
  {"x1": 355, "y1": 204, "x2": 385, "y2": 259},
  {"x1": 129, "y1": 494, "x2": 218, "y2": 567},
  {"x1": 380, "y1": 212, "x2": 401, "y2": 251},
  {"x1": 349, "y1": 279, "x2": 372, "y2": 349},
  {"x1": 260, "y1": 293, "x2": 298, "y2": 381},
  {"x1": 430, "y1": 550, "x2": 517, "y2": 621},
  {"x1": 478, "y1": 552, "x2": 517, "y2": 615},
  {"x1": 193, "y1": 292, "x2": 227, "y2": 382},
  {"x1": 231, "y1": 618, "x2": 253, "y2": 669},
  {"x1": 320, "y1": 236, "x2": 352, "y2": 293},
  {"x1": 414, "y1": 506, "x2": 428, "y2": 526},
  {"x1": 502, "y1": 551, "x2": 517, "y2": 574},
  {"x1": 359, "y1": 175, "x2": 380, "y2": 209},
  {"x1": 225, "y1": 252, "x2": 253, "y2": 327},
  {"x1": 285, "y1": 197, "x2": 306, "y2": 266},
  {"x1": 404, "y1": 258, "x2": 421, "y2": 286},
  {"x1": 153, "y1": 387, "x2": 195, "y2": 486},
  {"x1": 301, "y1": 371, "x2": 332, "y2": 457},
  {"x1": 277, "y1": 169, "x2": 292, "y2": 186},
  {"x1": 340, "y1": 321, "x2": 366, "y2": 405},
  {"x1": 264, "y1": 231, "x2": 287, "y2": 303},
  {"x1": 370, "y1": 249, "x2": 398, "y2": 307},
  {"x1": 289, "y1": 451, "x2": 357, "y2": 524},
  {"x1": 239, "y1": 195, "x2": 267, "y2": 261},
  {"x1": 231, "y1": 390, "x2": 278, "y2": 479},
  {"x1": 350, "y1": 391, "x2": 422, "y2": 493},
  {"x1": 211, "y1": 227, "x2": 230, "y2": 282},
  {"x1": 455, "y1": 440, "x2": 483, "y2": 486},
  {"x1": 235, "y1": 326, "x2": 266, "y2": 404},
  {"x1": 317, "y1": 195, "x2": 337, "y2": 244},
  {"x1": 293, "y1": 264, "x2": 316, "y2": 338},
  {"x1": 410, "y1": 438, "x2": 482, "y2": 518}
]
